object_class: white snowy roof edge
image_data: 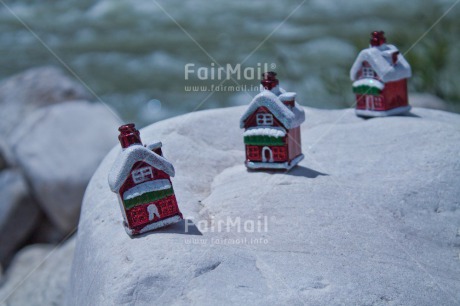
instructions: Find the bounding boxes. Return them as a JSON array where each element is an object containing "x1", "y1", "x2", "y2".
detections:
[
  {"x1": 350, "y1": 44, "x2": 412, "y2": 83},
  {"x1": 146, "y1": 141, "x2": 162, "y2": 151},
  {"x1": 352, "y1": 78, "x2": 384, "y2": 90},
  {"x1": 123, "y1": 179, "x2": 172, "y2": 200},
  {"x1": 108, "y1": 144, "x2": 175, "y2": 192},
  {"x1": 279, "y1": 92, "x2": 296, "y2": 101},
  {"x1": 243, "y1": 126, "x2": 286, "y2": 138},
  {"x1": 240, "y1": 90, "x2": 305, "y2": 129}
]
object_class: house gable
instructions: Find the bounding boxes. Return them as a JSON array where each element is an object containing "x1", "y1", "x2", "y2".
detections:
[
  {"x1": 108, "y1": 144, "x2": 175, "y2": 193},
  {"x1": 118, "y1": 161, "x2": 171, "y2": 196},
  {"x1": 356, "y1": 61, "x2": 381, "y2": 80},
  {"x1": 243, "y1": 106, "x2": 284, "y2": 129}
]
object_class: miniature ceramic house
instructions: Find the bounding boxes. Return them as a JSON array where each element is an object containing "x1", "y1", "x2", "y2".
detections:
[
  {"x1": 108, "y1": 124, "x2": 182, "y2": 236},
  {"x1": 240, "y1": 72, "x2": 305, "y2": 170},
  {"x1": 350, "y1": 31, "x2": 412, "y2": 117}
]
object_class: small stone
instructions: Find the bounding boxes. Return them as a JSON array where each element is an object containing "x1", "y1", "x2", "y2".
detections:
[
  {"x1": 0, "y1": 170, "x2": 40, "y2": 265},
  {"x1": 0, "y1": 66, "x2": 92, "y2": 137},
  {"x1": 0, "y1": 238, "x2": 76, "y2": 305},
  {"x1": 28, "y1": 215, "x2": 67, "y2": 244},
  {"x1": 9, "y1": 101, "x2": 120, "y2": 233}
]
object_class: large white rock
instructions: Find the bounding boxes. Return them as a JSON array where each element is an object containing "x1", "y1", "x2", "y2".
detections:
[
  {"x1": 0, "y1": 66, "x2": 92, "y2": 138},
  {"x1": 0, "y1": 170, "x2": 40, "y2": 265},
  {"x1": 9, "y1": 101, "x2": 121, "y2": 233},
  {"x1": 0, "y1": 238, "x2": 76, "y2": 305},
  {"x1": 67, "y1": 107, "x2": 460, "y2": 305}
]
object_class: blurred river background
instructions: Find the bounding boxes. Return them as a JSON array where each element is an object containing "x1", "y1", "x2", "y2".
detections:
[{"x1": 1, "y1": 0, "x2": 459, "y2": 126}]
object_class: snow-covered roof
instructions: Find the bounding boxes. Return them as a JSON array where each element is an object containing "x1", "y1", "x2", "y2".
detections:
[
  {"x1": 108, "y1": 144, "x2": 175, "y2": 192},
  {"x1": 350, "y1": 44, "x2": 411, "y2": 83},
  {"x1": 243, "y1": 126, "x2": 286, "y2": 138},
  {"x1": 240, "y1": 90, "x2": 305, "y2": 130},
  {"x1": 123, "y1": 179, "x2": 171, "y2": 200}
]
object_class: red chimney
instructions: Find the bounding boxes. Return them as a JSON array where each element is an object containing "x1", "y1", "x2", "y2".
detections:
[
  {"x1": 261, "y1": 71, "x2": 279, "y2": 91},
  {"x1": 391, "y1": 51, "x2": 400, "y2": 65},
  {"x1": 370, "y1": 31, "x2": 386, "y2": 47},
  {"x1": 118, "y1": 123, "x2": 142, "y2": 149}
]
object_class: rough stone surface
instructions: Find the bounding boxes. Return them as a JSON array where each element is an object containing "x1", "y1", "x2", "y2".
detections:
[
  {"x1": 0, "y1": 238, "x2": 76, "y2": 306},
  {"x1": 0, "y1": 170, "x2": 40, "y2": 265},
  {"x1": 0, "y1": 66, "x2": 92, "y2": 138},
  {"x1": 67, "y1": 106, "x2": 460, "y2": 305},
  {"x1": 9, "y1": 101, "x2": 120, "y2": 233}
]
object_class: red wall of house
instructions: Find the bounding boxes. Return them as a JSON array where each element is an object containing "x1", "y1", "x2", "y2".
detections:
[
  {"x1": 382, "y1": 79, "x2": 408, "y2": 109},
  {"x1": 355, "y1": 94, "x2": 386, "y2": 111},
  {"x1": 245, "y1": 145, "x2": 261, "y2": 162},
  {"x1": 244, "y1": 107, "x2": 284, "y2": 129},
  {"x1": 245, "y1": 144, "x2": 288, "y2": 162},
  {"x1": 355, "y1": 94, "x2": 366, "y2": 109},
  {"x1": 287, "y1": 127, "x2": 302, "y2": 160},
  {"x1": 126, "y1": 194, "x2": 180, "y2": 229},
  {"x1": 119, "y1": 161, "x2": 170, "y2": 196},
  {"x1": 355, "y1": 79, "x2": 408, "y2": 111}
]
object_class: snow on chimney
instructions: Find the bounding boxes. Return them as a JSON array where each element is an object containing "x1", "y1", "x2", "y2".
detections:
[
  {"x1": 118, "y1": 123, "x2": 142, "y2": 149},
  {"x1": 261, "y1": 71, "x2": 279, "y2": 91},
  {"x1": 279, "y1": 92, "x2": 296, "y2": 108},
  {"x1": 370, "y1": 31, "x2": 386, "y2": 47}
]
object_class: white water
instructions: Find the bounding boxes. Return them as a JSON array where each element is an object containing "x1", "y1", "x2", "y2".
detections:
[{"x1": 0, "y1": 0, "x2": 459, "y2": 125}]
